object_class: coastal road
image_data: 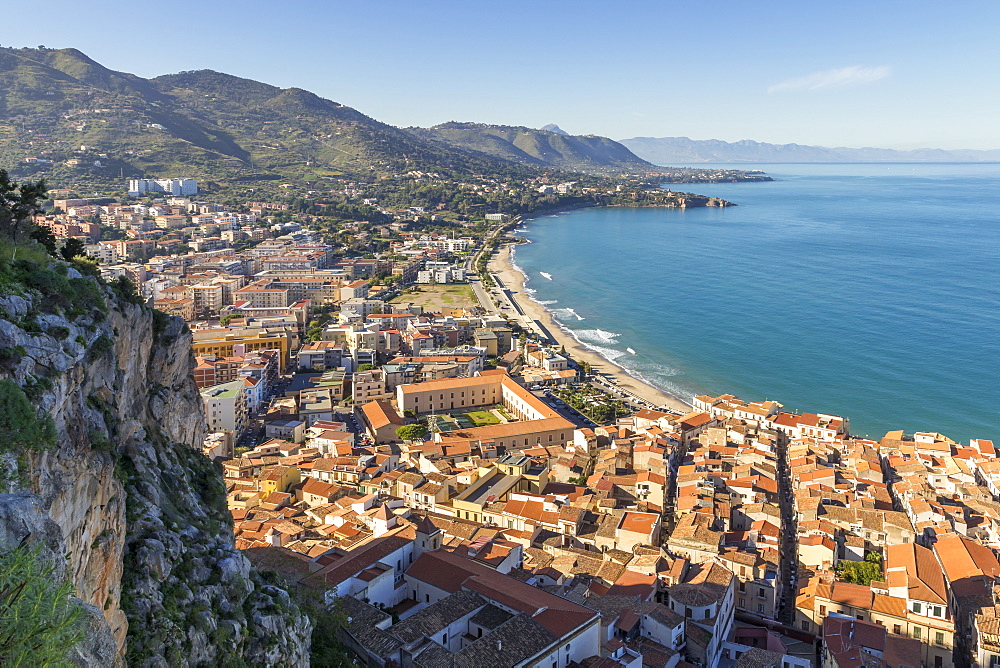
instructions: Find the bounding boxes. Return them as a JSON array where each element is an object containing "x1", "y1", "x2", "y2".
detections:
[{"x1": 469, "y1": 275, "x2": 496, "y2": 311}]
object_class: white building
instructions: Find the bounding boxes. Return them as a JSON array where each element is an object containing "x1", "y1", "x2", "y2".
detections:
[
  {"x1": 201, "y1": 379, "x2": 248, "y2": 438},
  {"x1": 128, "y1": 178, "x2": 198, "y2": 197}
]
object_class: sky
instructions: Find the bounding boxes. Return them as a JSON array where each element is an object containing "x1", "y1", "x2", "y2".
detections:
[{"x1": 3, "y1": 0, "x2": 999, "y2": 149}]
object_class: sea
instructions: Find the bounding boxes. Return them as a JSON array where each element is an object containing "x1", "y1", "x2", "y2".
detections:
[{"x1": 511, "y1": 163, "x2": 999, "y2": 443}]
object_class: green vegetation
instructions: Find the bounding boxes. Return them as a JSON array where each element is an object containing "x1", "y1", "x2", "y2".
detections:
[
  {"x1": 409, "y1": 122, "x2": 654, "y2": 174},
  {"x1": 464, "y1": 410, "x2": 501, "y2": 427},
  {"x1": 0, "y1": 168, "x2": 47, "y2": 242},
  {"x1": 0, "y1": 379, "x2": 57, "y2": 454},
  {"x1": 305, "y1": 312, "x2": 333, "y2": 342},
  {"x1": 298, "y1": 593, "x2": 353, "y2": 668},
  {"x1": 838, "y1": 552, "x2": 883, "y2": 586},
  {"x1": 395, "y1": 424, "x2": 428, "y2": 442},
  {"x1": 0, "y1": 47, "x2": 760, "y2": 201},
  {"x1": 109, "y1": 275, "x2": 144, "y2": 305},
  {"x1": 552, "y1": 383, "x2": 626, "y2": 424},
  {"x1": 0, "y1": 545, "x2": 86, "y2": 666},
  {"x1": 356, "y1": 363, "x2": 377, "y2": 373},
  {"x1": 0, "y1": 47, "x2": 544, "y2": 192}
]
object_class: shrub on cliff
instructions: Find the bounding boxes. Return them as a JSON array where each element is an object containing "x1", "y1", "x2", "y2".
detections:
[
  {"x1": 0, "y1": 379, "x2": 57, "y2": 453},
  {"x1": 0, "y1": 545, "x2": 85, "y2": 666}
]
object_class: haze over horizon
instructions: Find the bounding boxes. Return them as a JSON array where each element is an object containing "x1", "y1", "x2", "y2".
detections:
[{"x1": 2, "y1": 0, "x2": 997, "y2": 151}]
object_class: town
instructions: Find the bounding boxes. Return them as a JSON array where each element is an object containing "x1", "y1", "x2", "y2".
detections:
[{"x1": 38, "y1": 177, "x2": 1000, "y2": 668}]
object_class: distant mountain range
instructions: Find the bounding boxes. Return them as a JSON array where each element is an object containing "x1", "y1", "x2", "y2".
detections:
[
  {"x1": 407, "y1": 122, "x2": 652, "y2": 174},
  {"x1": 0, "y1": 47, "x2": 661, "y2": 192},
  {"x1": 619, "y1": 136, "x2": 1000, "y2": 164}
]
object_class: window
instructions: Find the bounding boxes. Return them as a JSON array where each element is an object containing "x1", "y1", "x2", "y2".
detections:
[
  {"x1": 936, "y1": 632, "x2": 945, "y2": 646},
  {"x1": 758, "y1": 603, "x2": 765, "y2": 613},
  {"x1": 913, "y1": 627, "x2": 922, "y2": 639},
  {"x1": 739, "y1": 598, "x2": 745, "y2": 608},
  {"x1": 758, "y1": 588, "x2": 766, "y2": 599},
  {"x1": 704, "y1": 609, "x2": 710, "y2": 620},
  {"x1": 802, "y1": 621, "x2": 809, "y2": 631},
  {"x1": 933, "y1": 606, "x2": 942, "y2": 617},
  {"x1": 913, "y1": 602, "x2": 922, "y2": 614},
  {"x1": 820, "y1": 605, "x2": 827, "y2": 615}
]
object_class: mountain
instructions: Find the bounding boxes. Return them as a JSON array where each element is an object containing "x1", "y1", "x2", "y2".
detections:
[
  {"x1": 407, "y1": 122, "x2": 655, "y2": 173},
  {"x1": 619, "y1": 136, "x2": 1000, "y2": 163},
  {"x1": 0, "y1": 47, "x2": 550, "y2": 189},
  {"x1": 540, "y1": 123, "x2": 569, "y2": 135}
]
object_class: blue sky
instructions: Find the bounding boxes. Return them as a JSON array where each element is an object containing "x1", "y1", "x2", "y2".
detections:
[{"x1": 4, "y1": 0, "x2": 998, "y2": 149}]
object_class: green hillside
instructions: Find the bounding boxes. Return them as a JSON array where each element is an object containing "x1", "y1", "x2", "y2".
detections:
[
  {"x1": 407, "y1": 122, "x2": 655, "y2": 173},
  {"x1": 0, "y1": 47, "x2": 546, "y2": 193}
]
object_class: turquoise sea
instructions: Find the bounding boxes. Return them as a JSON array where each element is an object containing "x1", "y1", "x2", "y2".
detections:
[{"x1": 511, "y1": 163, "x2": 999, "y2": 443}]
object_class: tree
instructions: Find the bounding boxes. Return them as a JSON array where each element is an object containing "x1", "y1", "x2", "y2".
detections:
[
  {"x1": 110, "y1": 275, "x2": 143, "y2": 305},
  {"x1": 0, "y1": 169, "x2": 47, "y2": 242},
  {"x1": 838, "y1": 553, "x2": 882, "y2": 586},
  {"x1": 29, "y1": 224, "x2": 57, "y2": 257},
  {"x1": 396, "y1": 424, "x2": 428, "y2": 442},
  {"x1": 356, "y1": 364, "x2": 377, "y2": 373},
  {"x1": 60, "y1": 237, "x2": 86, "y2": 261}
]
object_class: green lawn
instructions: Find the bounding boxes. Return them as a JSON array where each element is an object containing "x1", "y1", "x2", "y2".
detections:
[{"x1": 465, "y1": 410, "x2": 501, "y2": 427}]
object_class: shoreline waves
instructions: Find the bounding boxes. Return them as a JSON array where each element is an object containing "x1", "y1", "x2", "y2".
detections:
[
  {"x1": 488, "y1": 244, "x2": 692, "y2": 415},
  {"x1": 500, "y1": 165, "x2": 1000, "y2": 443}
]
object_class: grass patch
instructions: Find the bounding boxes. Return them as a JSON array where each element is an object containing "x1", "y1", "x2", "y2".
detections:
[
  {"x1": 389, "y1": 283, "x2": 477, "y2": 311},
  {"x1": 464, "y1": 410, "x2": 501, "y2": 427}
]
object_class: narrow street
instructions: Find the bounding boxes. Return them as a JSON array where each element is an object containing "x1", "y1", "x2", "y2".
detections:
[{"x1": 775, "y1": 429, "x2": 798, "y2": 625}]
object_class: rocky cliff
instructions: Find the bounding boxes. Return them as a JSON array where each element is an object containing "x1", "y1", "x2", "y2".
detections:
[{"x1": 0, "y1": 266, "x2": 310, "y2": 666}]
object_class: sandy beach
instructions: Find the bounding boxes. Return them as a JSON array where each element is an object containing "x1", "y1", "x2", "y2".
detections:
[{"x1": 488, "y1": 244, "x2": 691, "y2": 415}]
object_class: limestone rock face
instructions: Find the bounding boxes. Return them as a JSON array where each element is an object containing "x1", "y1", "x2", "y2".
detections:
[{"x1": 0, "y1": 287, "x2": 310, "y2": 666}]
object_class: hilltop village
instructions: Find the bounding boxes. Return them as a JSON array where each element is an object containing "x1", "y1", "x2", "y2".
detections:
[{"x1": 40, "y1": 178, "x2": 1000, "y2": 668}]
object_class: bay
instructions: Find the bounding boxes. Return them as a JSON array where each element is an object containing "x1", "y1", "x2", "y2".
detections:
[{"x1": 512, "y1": 163, "x2": 999, "y2": 443}]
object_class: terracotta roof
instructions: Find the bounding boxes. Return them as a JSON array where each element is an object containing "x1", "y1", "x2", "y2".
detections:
[
  {"x1": 405, "y1": 550, "x2": 596, "y2": 637},
  {"x1": 361, "y1": 400, "x2": 404, "y2": 429}
]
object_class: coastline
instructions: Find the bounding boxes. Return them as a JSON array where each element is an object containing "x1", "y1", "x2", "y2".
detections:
[{"x1": 487, "y1": 243, "x2": 692, "y2": 415}]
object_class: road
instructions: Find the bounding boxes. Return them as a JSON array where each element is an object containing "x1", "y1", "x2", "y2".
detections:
[{"x1": 775, "y1": 429, "x2": 798, "y2": 625}]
